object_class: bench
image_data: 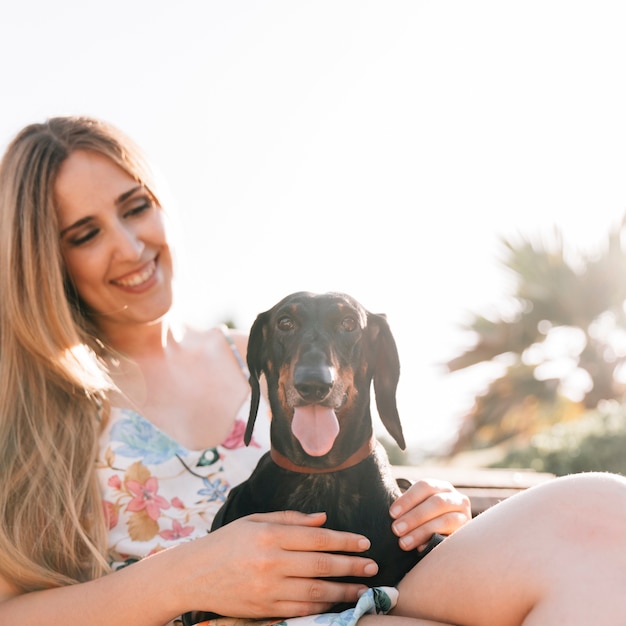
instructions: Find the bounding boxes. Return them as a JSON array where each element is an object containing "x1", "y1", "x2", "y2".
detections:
[{"x1": 393, "y1": 465, "x2": 555, "y2": 517}]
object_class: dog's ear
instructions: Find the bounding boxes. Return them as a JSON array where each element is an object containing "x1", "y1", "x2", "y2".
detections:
[
  {"x1": 368, "y1": 312, "x2": 406, "y2": 450},
  {"x1": 244, "y1": 310, "x2": 270, "y2": 445}
]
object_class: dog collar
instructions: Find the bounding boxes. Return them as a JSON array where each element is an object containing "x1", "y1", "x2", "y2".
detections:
[{"x1": 270, "y1": 435, "x2": 377, "y2": 474}]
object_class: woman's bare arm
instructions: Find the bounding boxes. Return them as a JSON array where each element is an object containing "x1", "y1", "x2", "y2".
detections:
[
  {"x1": 0, "y1": 511, "x2": 376, "y2": 624},
  {"x1": 0, "y1": 550, "x2": 182, "y2": 625}
]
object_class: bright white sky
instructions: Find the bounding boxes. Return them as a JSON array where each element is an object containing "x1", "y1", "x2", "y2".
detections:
[{"x1": 2, "y1": 1, "x2": 626, "y2": 455}]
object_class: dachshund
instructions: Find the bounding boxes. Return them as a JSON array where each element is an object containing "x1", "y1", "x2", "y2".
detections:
[{"x1": 183, "y1": 292, "x2": 442, "y2": 624}]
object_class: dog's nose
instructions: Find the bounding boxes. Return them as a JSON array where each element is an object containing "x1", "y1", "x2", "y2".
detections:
[{"x1": 294, "y1": 365, "x2": 335, "y2": 402}]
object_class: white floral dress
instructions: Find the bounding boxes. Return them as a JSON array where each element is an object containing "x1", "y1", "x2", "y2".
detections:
[{"x1": 96, "y1": 329, "x2": 396, "y2": 626}]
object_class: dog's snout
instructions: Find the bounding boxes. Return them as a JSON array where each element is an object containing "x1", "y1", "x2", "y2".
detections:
[{"x1": 294, "y1": 364, "x2": 335, "y2": 402}]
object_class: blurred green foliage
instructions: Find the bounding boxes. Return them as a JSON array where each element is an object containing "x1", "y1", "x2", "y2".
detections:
[{"x1": 490, "y1": 402, "x2": 626, "y2": 476}]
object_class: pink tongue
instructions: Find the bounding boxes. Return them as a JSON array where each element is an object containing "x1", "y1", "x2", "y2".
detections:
[{"x1": 291, "y1": 405, "x2": 340, "y2": 457}]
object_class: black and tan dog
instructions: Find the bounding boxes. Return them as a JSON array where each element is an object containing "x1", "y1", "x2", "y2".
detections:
[
  {"x1": 212, "y1": 291, "x2": 442, "y2": 580},
  {"x1": 183, "y1": 293, "x2": 442, "y2": 622}
]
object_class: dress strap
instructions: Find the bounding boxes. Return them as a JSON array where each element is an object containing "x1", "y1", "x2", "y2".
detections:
[{"x1": 219, "y1": 324, "x2": 250, "y2": 378}]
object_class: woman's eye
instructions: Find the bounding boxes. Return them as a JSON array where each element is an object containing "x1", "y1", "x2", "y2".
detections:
[
  {"x1": 69, "y1": 228, "x2": 100, "y2": 246},
  {"x1": 124, "y1": 200, "x2": 153, "y2": 218}
]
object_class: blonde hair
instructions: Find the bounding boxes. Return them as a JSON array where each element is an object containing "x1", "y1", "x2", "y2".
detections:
[{"x1": 0, "y1": 117, "x2": 161, "y2": 591}]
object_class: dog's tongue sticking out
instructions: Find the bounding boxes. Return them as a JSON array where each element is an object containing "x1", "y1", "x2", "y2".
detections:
[{"x1": 291, "y1": 405, "x2": 340, "y2": 457}]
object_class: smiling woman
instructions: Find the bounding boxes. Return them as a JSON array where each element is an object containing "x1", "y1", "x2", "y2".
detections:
[{"x1": 55, "y1": 149, "x2": 174, "y2": 332}]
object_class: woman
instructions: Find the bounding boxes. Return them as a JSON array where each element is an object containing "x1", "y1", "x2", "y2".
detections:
[{"x1": 0, "y1": 117, "x2": 625, "y2": 626}]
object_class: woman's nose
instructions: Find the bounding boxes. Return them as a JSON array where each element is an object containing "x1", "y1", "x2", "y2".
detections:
[{"x1": 111, "y1": 223, "x2": 145, "y2": 260}]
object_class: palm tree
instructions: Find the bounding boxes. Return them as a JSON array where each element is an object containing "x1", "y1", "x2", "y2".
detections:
[{"x1": 449, "y1": 217, "x2": 626, "y2": 453}]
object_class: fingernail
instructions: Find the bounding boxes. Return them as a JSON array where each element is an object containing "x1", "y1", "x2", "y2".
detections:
[
  {"x1": 358, "y1": 537, "x2": 371, "y2": 550},
  {"x1": 364, "y1": 562, "x2": 379, "y2": 576},
  {"x1": 400, "y1": 535, "x2": 415, "y2": 550},
  {"x1": 390, "y1": 505, "x2": 401, "y2": 518},
  {"x1": 393, "y1": 521, "x2": 407, "y2": 535}
]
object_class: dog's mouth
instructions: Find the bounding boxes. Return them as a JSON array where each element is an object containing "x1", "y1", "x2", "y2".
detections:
[{"x1": 291, "y1": 405, "x2": 340, "y2": 457}]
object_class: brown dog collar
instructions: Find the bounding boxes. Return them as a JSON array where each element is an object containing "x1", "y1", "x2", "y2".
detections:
[{"x1": 270, "y1": 435, "x2": 377, "y2": 473}]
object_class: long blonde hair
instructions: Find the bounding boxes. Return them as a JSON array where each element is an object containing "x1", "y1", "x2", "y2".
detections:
[{"x1": 0, "y1": 117, "x2": 161, "y2": 591}]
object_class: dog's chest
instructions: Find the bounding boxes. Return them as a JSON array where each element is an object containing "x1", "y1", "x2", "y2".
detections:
[
  {"x1": 270, "y1": 460, "x2": 401, "y2": 534},
  {"x1": 286, "y1": 473, "x2": 366, "y2": 519}
]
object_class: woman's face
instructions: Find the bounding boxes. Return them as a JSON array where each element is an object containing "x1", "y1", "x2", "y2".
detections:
[{"x1": 55, "y1": 149, "x2": 174, "y2": 332}]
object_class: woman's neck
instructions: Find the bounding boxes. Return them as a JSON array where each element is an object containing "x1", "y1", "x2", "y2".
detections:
[
  {"x1": 101, "y1": 317, "x2": 182, "y2": 361},
  {"x1": 102, "y1": 318, "x2": 184, "y2": 414}
]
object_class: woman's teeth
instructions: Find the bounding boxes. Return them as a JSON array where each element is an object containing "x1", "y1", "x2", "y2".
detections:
[{"x1": 113, "y1": 260, "x2": 156, "y2": 287}]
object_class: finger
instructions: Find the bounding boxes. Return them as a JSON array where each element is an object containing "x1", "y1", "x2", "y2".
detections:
[
  {"x1": 392, "y1": 490, "x2": 471, "y2": 535},
  {"x1": 248, "y1": 513, "x2": 373, "y2": 554},
  {"x1": 397, "y1": 511, "x2": 469, "y2": 551},
  {"x1": 392, "y1": 494, "x2": 470, "y2": 537},
  {"x1": 262, "y1": 537, "x2": 378, "y2": 579},
  {"x1": 246, "y1": 509, "x2": 328, "y2": 527},
  {"x1": 390, "y1": 479, "x2": 458, "y2": 519},
  {"x1": 210, "y1": 577, "x2": 368, "y2": 619},
  {"x1": 280, "y1": 548, "x2": 379, "y2": 580},
  {"x1": 270, "y1": 579, "x2": 371, "y2": 618}
]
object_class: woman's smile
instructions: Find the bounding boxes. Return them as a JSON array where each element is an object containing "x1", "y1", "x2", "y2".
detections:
[{"x1": 111, "y1": 258, "x2": 158, "y2": 290}]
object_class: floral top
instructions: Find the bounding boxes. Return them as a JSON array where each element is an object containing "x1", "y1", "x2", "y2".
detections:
[{"x1": 96, "y1": 331, "x2": 271, "y2": 571}]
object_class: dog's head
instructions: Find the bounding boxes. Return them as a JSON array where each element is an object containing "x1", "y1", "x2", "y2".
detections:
[{"x1": 245, "y1": 291, "x2": 405, "y2": 468}]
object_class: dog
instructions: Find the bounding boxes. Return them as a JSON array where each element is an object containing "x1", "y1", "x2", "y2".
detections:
[{"x1": 183, "y1": 292, "x2": 442, "y2": 624}]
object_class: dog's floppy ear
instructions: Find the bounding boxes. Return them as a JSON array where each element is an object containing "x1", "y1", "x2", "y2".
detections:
[
  {"x1": 368, "y1": 312, "x2": 406, "y2": 450},
  {"x1": 244, "y1": 310, "x2": 270, "y2": 445}
]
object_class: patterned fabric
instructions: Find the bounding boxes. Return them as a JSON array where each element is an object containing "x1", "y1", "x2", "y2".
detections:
[
  {"x1": 191, "y1": 587, "x2": 398, "y2": 626},
  {"x1": 97, "y1": 397, "x2": 271, "y2": 570}
]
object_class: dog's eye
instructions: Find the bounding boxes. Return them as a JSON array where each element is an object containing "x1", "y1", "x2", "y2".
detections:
[
  {"x1": 341, "y1": 316, "x2": 358, "y2": 332},
  {"x1": 277, "y1": 316, "x2": 295, "y2": 331}
]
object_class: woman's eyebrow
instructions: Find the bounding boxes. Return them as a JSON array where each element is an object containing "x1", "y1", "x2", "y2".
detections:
[
  {"x1": 115, "y1": 185, "x2": 144, "y2": 205},
  {"x1": 59, "y1": 216, "x2": 93, "y2": 238}
]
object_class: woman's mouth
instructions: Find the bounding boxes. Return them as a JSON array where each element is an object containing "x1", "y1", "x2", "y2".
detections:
[{"x1": 111, "y1": 259, "x2": 157, "y2": 288}]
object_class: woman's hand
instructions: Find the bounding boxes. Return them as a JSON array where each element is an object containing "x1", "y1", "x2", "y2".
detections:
[
  {"x1": 179, "y1": 510, "x2": 377, "y2": 619},
  {"x1": 389, "y1": 479, "x2": 472, "y2": 552}
]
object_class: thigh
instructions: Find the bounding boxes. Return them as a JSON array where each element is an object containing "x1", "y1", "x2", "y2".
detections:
[
  {"x1": 359, "y1": 617, "x2": 452, "y2": 625},
  {"x1": 392, "y1": 472, "x2": 626, "y2": 626}
]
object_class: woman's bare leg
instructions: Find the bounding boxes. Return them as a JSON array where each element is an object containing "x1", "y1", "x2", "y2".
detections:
[
  {"x1": 392, "y1": 472, "x2": 626, "y2": 626},
  {"x1": 359, "y1": 617, "x2": 452, "y2": 625}
]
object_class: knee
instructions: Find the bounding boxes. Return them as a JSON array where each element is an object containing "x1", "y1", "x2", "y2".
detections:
[
  {"x1": 541, "y1": 471, "x2": 626, "y2": 506},
  {"x1": 520, "y1": 472, "x2": 626, "y2": 539}
]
